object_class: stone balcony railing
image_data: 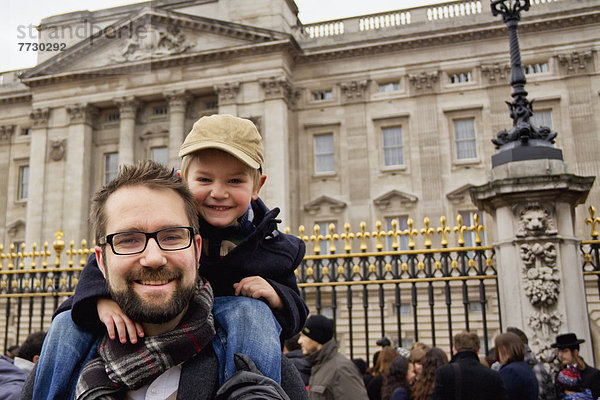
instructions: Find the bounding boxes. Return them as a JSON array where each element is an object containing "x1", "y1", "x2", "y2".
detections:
[{"x1": 298, "y1": 0, "x2": 566, "y2": 40}]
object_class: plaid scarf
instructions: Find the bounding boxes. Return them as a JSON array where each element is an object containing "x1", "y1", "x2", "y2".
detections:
[{"x1": 75, "y1": 279, "x2": 215, "y2": 400}]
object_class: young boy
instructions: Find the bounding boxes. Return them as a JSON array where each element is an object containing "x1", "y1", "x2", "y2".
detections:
[{"x1": 32, "y1": 114, "x2": 308, "y2": 399}]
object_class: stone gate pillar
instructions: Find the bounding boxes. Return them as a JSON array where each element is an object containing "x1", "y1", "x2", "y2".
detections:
[{"x1": 471, "y1": 160, "x2": 595, "y2": 363}]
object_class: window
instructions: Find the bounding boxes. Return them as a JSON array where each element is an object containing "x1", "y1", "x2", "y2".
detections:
[
  {"x1": 107, "y1": 111, "x2": 120, "y2": 122},
  {"x1": 454, "y1": 119, "x2": 477, "y2": 160},
  {"x1": 314, "y1": 134, "x2": 335, "y2": 173},
  {"x1": 20, "y1": 128, "x2": 31, "y2": 136},
  {"x1": 382, "y1": 126, "x2": 404, "y2": 167},
  {"x1": 531, "y1": 110, "x2": 553, "y2": 130},
  {"x1": 524, "y1": 62, "x2": 548, "y2": 75},
  {"x1": 205, "y1": 101, "x2": 218, "y2": 110},
  {"x1": 17, "y1": 165, "x2": 29, "y2": 201},
  {"x1": 151, "y1": 147, "x2": 168, "y2": 165},
  {"x1": 152, "y1": 105, "x2": 168, "y2": 115},
  {"x1": 385, "y1": 216, "x2": 409, "y2": 250},
  {"x1": 312, "y1": 90, "x2": 333, "y2": 101},
  {"x1": 459, "y1": 211, "x2": 486, "y2": 247},
  {"x1": 103, "y1": 153, "x2": 119, "y2": 185},
  {"x1": 450, "y1": 72, "x2": 472, "y2": 84},
  {"x1": 379, "y1": 82, "x2": 400, "y2": 92}
]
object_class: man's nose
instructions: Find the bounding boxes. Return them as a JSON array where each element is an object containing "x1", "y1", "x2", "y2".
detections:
[{"x1": 140, "y1": 238, "x2": 167, "y2": 267}]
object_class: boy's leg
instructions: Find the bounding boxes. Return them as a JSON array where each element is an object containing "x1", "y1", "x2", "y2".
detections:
[
  {"x1": 33, "y1": 310, "x2": 99, "y2": 400},
  {"x1": 212, "y1": 296, "x2": 282, "y2": 385}
]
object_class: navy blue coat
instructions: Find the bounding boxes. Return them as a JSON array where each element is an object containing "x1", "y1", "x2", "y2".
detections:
[
  {"x1": 59, "y1": 198, "x2": 308, "y2": 340},
  {"x1": 499, "y1": 360, "x2": 538, "y2": 400}
]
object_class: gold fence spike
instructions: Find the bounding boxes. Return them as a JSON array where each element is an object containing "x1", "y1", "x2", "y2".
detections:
[
  {"x1": 42, "y1": 242, "x2": 49, "y2": 268},
  {"x1": 53, "y1": 231, "x2": 65, "y2": 267},
  {"x1": 67, "y1": 240, "x2": 75, "y2": 267},
  {"x1": 404, "y1": 219, "x2": 418, "y2": 249},
  {"x1": 340, "y1": 223, "x2": 353, "y2": 253},
  {"x1": 357, "y1": 222, "x2": 369, "y2": 252},
  {"x1": 454, "y1": 214, "x2": 467, "y2": 246},
  {"x1": 585, "y1": 206, "x2": 600, "y2": 239},
  {"x1": 8, "y1": 243, "x2": 15, "y2": 270},
  {"x1": 326, "y1": 223, "x2": 339, "y2": 254},
  {"x1": 372, "y1": 220, "x2": 385, "y2": 251},
  {"x1": 298, "y1": 225, "x2": 309, "y2": 243},
  {"x1": 30, "y1": 242, "x2": 37, "y2": 269},
  {"x1": 18, "y1": 242, "x2": 25, "y2": 269},
  {"x1": 472, "y1": 213, "x2": 485, "y2": 245},
  {"x1": 438, "y1": 216, "x2": 451, "y2": 247},
  {"x1": 421, "y1": 217, "x2": 433, "y2": 248},
  {"x1": 389, "y1": 219, "x2": 400, "y2": 250},
  {"x1": 284, "y1": 227, "x2": 291, "y2": 235},
  {"x1": 80, "y1": 239, "x2": 89, "y2": 266},
  {"x1": 310, "y1": 225, "x2": 323, "y2": 255}
]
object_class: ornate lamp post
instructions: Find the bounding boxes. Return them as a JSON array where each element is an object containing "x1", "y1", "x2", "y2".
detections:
[{"x1": 490, "y1": 0, "x2": 563, "y2": 167}]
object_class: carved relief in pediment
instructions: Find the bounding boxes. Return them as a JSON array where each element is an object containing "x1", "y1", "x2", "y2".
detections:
[{"x1": 111, "y1": 25, "x2": 193, "y2": 63}]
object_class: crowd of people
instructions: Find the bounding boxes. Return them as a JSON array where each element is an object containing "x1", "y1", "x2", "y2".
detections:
[
  {"x1": 282, "y1": 323, "x2": 600, "y2": 400},
  {"x1": 0, "y1": 113, "x2": 598, "y2": 399}
]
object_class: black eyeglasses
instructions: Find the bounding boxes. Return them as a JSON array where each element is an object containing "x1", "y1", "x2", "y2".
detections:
[{"x1": 99, "y1": 226, "x2": 195, "y2": 255}]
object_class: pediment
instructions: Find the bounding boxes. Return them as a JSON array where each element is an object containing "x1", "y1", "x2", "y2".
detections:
[
  {"x1": 303, "y1": 195, "x2": 347, "y2": 215},
  {"x1": 373, "y1": 190, "x2": 418, "y2": 210},
  {"x1": 446, "y1": 184, "x2": 474, "y2": 204},
  {"x1": 21, "y1": 7, "x2": 291, "y2": 82},
  {"x1": 7, "y1": 219, "x2": 25, "y2": 237}
]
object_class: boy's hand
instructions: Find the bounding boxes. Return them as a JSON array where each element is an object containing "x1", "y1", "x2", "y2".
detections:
[
  {"x1": 233, "y1": 276, "x2": 283, "y2": 310},
  {"x1": 97, "y1": 298, "x2": 145, "y2": 344}
]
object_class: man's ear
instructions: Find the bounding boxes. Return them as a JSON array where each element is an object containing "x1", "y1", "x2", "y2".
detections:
[
  {"x1": 95, "y1": 246, "x2": 107, "y2": 278},
  {"x1": 252, "y1": 174, "x2": 267, "y2": 200},
  {"x1": 194, "y1": 235, "x2": 202, "y2": 266}
]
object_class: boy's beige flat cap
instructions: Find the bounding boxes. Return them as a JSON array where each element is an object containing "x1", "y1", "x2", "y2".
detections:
[{"x1": 179, "y1": 114, "x2": 264, "y2": 169}]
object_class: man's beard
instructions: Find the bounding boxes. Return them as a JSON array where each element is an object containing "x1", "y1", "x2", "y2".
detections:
[{"x1": 107, "y1": 266, "x2": 197, "y2": 324}]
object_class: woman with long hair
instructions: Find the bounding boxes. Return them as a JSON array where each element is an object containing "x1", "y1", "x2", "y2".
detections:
[
  {"x1": 495, "y1": 332, "x2": 538, "y2": 400},
  {"x1": 412, "y1": 347, "x2": 448, "y2": 400},
  {"x1": 367, "y1": 346, "x2": 399, "y2": 400},
  {"x1": 381, "y1": 356, "x2": 415, "y2": 400}
]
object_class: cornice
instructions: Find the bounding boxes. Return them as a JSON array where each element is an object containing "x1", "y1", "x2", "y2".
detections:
[
  {"x1": 295, "y1": 10, "x2": 600, "y2": 64},
  {"x1": 0, "y1": 93, "x2": 32, "y2": 105}
]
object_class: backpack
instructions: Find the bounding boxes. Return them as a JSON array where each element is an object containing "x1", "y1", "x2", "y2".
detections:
[{"x1": 215, "y1": 353, "x2": 291, "y2": 400}]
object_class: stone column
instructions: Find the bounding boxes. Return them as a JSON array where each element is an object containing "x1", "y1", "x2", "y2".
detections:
[
  {"x1": 471, "y1": 159, "x2": 595, "y2": 364},
  {"x1": 0, "y1": 126, "x2": 15, "y2": 236},
  {"x1": 259, "y1": 77, "x2": 296, "y2": 227},
  {"x1": 64, "y1": 103, "x2": 97, "y2": 241},
  {"x1": 164, "y1": 90, "x2": 190, "y2": 168},
  {"x1": 25, "y1": 108, "x2": 50, "y2": 245},
  {"x1": 214, "y1": 82, "x2": 240, "y2": 116},
  {"x1": 115, "y1": 96, "x2": 139, "y2": 165}
]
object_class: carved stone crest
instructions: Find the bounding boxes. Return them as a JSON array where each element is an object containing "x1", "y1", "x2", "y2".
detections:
[
  {"x1": 516, "y1": 204, "x2": 557, "y2": 237},
  {"x1": 49, "y1": 139, "x2": 67, "y2": 161},
  {"x1": 112, "y1": 25, "x2": 192, "y2": 62}
]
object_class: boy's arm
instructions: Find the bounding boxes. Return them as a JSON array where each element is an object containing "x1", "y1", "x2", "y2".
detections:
[
  {"x1": 70, "y1": 253, "x2": 111, "y2": 334},
  {"x1": 265, "y1": 237, "x2": 309, "y2": 339}
]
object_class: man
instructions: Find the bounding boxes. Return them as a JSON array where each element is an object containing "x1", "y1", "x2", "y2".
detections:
[
  {"x1": 13, "y1": 331, "x2": 46, "y2": 373},
  {"x1": 0, "y1": 354, "x2": 27, "y2": 400},
  {"x1": 432, "y1": 330, "x2": 507, "y2": 400},
  {"x1": 551, "y1": 332, "x2": 600, "y2": 399},
  {"x1": 298, "y1": 314, "x2": 368, "y2": 400},
  {"x1": 21, "y1": 161, "x2": 306, "y2": 399},
  {"x1": 505, "y1": 327, "x2": 556, "y2": 400}
]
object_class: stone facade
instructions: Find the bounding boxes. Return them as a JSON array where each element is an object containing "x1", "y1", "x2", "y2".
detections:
[{"x1": 0, "y1": 0, "x2": 599, "y2": 249}]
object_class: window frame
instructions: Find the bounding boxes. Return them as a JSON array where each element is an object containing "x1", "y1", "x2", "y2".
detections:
[
  {"x1": 16, "y1": 164, "x2": 29, "y2": 202},
  {"x1": 313, "y1": 132, "x2": 336, "y2": 176},
  {"x1": 444, "y1": 107, "x2": 483, "y2": 166},
  {"x1": 373, "y1": 116, "x2": 410, "y2": 173},
  {"x1": 103, "y1": 152, "x2": 119, "y2": 185},
  {"x1": 150, "y1": 146, "x2": 168, "y2": 165},
  {"x1": 381, "y1": 125, "x2": 404, "y2": 168}
]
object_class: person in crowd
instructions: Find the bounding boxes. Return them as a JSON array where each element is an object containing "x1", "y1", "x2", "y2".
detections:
[
  {"x1": 31, "y1": 115, "x2": 308, "y2": 399},
  {"x1": 506, "y1": 326, "x2": 556, "y2": 400},
  {"x1": 353, "y1": 358, "x2": 372, "y2": 388},
  {"x1": 495, "y1": 332, "x2": 538, "y2": 400},
  {"x1": 409, "y1": 342, "x2": 430, "y2": 378},
  {"x1": 367, "y1": 345, "x2": 399, "y2": 400},
  {"x1": 432, "y1": 330, "x2": 507, "y2": 400},
  {"x1": 555, "y1": 365, "x2": 593, "y2": 400},
  {"x1": 284, "y1": 332, "x2": 311, "y2": 386},
  {"x1": 299, "y1": 314, "x2": 369, "y2": 399},
  {"x1": 12, "y1": 331, "x2": 46, "y2": 373},
  {"x1": 5, "y1": 345, "x2": 19, "y2": 360},
  {"x1": 413, "y1": 347, "x2": 448, "y2": 400},
  {"x1": 22, "y1": 161, "x2": 308, "y2": 400},
  {"x1": 0, "y1": 353, "x2": 27, "y2": 400},
  {"x1": 381, "y1": 356, "x2": 415, "y2": 400},
  {"x1": 551, "y1": 333, "x2": 600, "y2": 400}
]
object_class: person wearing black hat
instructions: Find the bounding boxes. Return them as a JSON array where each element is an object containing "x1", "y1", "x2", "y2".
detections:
[
  {"x1": 551, "y1": 333, "x2": 600, "y2": 399},
  {"x1": 299, "y1": 315, "x2": 369, "y2": 400}
]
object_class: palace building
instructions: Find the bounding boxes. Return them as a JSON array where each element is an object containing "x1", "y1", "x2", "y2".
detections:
[{"x1": 0, "y1": 0, "x2": 599, "y2": 250}]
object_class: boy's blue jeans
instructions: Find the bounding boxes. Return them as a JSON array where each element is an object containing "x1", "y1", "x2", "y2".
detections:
[
  {"x1": 212, "y1": 296, "x2": 282, "y2": 385},
  {"x1": 33, "y1": 310, "x2": 99, "y2": 400},
  {"x1": 32, "y1": 297, "x2": 281, "y2": 397}
]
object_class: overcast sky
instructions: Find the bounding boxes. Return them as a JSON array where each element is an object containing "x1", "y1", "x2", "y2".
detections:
[{"x1": 0, "y1": 0, "x2": 456, "y2": 72}]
